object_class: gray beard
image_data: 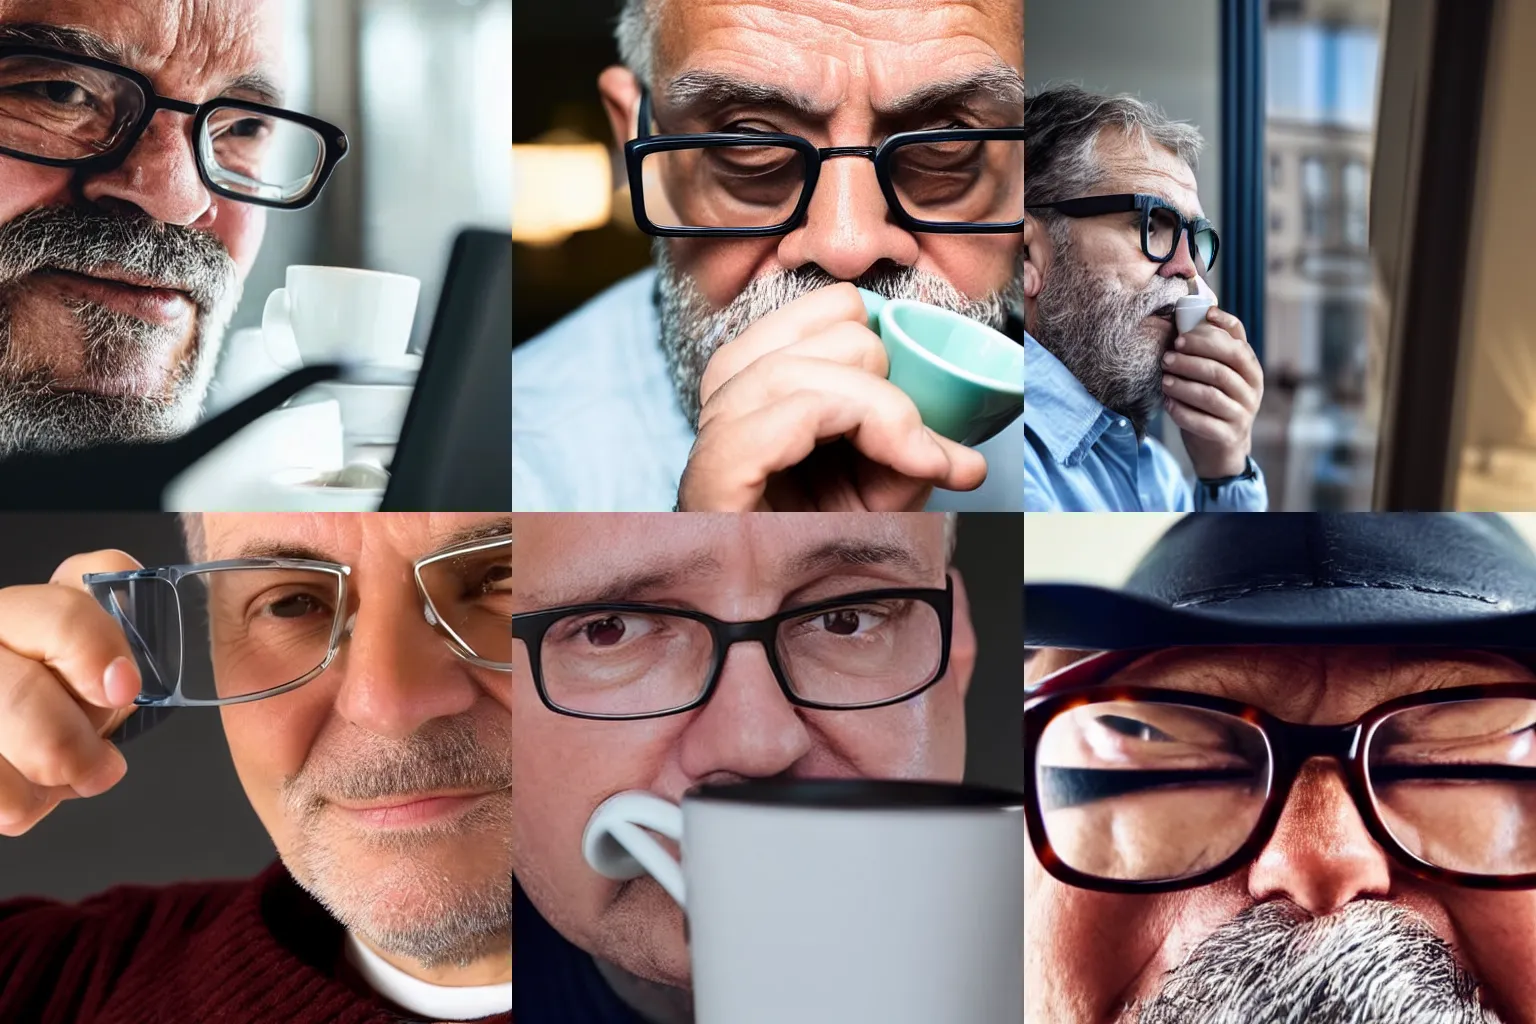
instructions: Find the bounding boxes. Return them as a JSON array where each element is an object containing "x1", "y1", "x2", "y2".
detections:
[
  {"x1": 279, "y1": 715, "x2": 515, "y2": 971},
  {"x1": 1126, "y1": 901, "x2": 1504, "y2": 1024},
  {"x1": 1030, "y1": 229, "x2": 1188, "y2": 436},
  {"x1": 0, "y1": 206, "x2": 241, "y2": 458},
  {"x1": 653, "y1": 240, "x2": 1026, "y2": 428}
]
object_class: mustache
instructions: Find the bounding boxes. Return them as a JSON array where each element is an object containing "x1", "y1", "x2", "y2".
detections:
[
  {"x1": 1130, "y1": 900, "x2": 1502, "y2": 1024},
  {"x1": 281, "y1": 717, "x2": 513, "y2": 814},
  {"x1": 0, "y1": 205, "x2": 238, "y2": 310}
]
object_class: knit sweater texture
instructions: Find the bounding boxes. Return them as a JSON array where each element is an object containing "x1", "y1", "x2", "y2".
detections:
[{"x1": 0, "y1": 861, "x2": 512, "y2": 1024}]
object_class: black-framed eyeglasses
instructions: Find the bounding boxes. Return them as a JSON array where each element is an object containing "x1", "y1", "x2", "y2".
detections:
[
  {"x1": 1027, "y1": 193, "x2": 1220, "y2": 271},
  {"x1": 80, "y1": 535, "x2": 511, "y2": 707},
  {"x1": 0, "y1": 45, "x2": 348, "y2": 209},
  {"x1": 514, "y1": 576, "x2": 954, "y2": 720},
  {"x1": 624, "y1": 84, "x2": 1023, "y2": 237},
  {"x1": 1025, "y1": 648, "x2": 1536, "y2": 894}
]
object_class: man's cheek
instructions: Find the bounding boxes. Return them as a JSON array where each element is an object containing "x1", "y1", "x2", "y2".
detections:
[
  {"x1": 214, "y1": 201, "x2": 267, "y2": 274},
  {"x1": 0, "y1": 166, "x2": 69, "y2": 228},
  {"x1": 672, "y1": 237, "x2": 781, "y2": 307}
]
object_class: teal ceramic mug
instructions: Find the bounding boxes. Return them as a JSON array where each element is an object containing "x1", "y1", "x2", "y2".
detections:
[{"x1": 858, "y1": 289, "x2": 1024, "y2": 447}]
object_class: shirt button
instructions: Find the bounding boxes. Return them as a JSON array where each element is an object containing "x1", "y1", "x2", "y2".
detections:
[{"x1": 1117, "y1": 419, "x2": 1127, "y2": 429}]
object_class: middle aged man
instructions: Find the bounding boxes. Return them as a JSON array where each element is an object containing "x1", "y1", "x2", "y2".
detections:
[
  {"x1": 512, "y1": 0, "x2": 1026, "y2": 513},
  {"x1": 0, "y1": 513, "x2": 511, "y2": 1023},
  {"x1": 510, "y1": 513, "x2": 976, "y2": 1022},
  {"x1": 0, "y1": 0, "x2": 346, "y2": 458},
  {"x1": 1022, "y1": 84, "x2": 1268, "y2": 511},
  {"x1": 1024, "y1": 513, "x2": 1536, "y2": 1024}
]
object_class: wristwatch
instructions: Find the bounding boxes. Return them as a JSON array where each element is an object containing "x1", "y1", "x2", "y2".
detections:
[{"x1": 1197, "y1": 455, "x2": 1259, "y2": 501}]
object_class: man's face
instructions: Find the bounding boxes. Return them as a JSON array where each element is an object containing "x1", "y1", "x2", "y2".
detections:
[
  {"x1": 202, "y1": 513, "x2": 513, "y2": 976},
  {"x1": 602, "y1": 0, "x2": 1026, "y2": 422},
  {"x1": 1024, "y1": 131, "x2": 1204, "y2": 431},
  {"x1": 0, "y1": 0, "x2": 278, "y2": 455},
  {"x1": 511, "y1": 513, "x2": 976, "y2": 988},
  {"x1": 1025, "y1": 645, "x2": 1536, "y2": 1024}
]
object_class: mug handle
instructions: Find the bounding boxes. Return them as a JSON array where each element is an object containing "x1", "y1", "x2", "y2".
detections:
[
  {"x1": 582, "y1": 790, "x2": 686, "y2": 907},
  {"x1": 262, "y1": 288, "x2": 301, "y2": 368}
]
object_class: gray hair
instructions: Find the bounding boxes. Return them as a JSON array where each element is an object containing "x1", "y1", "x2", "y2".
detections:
[
  {"x1": 1025, "y1": 84, "x2": 1204, "y2": 216},
  {"x1": 1128, "y1": 900, "x2": 1502, "y2": 1024},
  {"x1": 615, "y1": 0, "x2": 660, "y2": 85}
]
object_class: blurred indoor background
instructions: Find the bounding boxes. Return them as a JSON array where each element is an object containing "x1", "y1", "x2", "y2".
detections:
[
  {"x1": 241, "y1": 0, "x2": 512, "y2": 353},
  {"x1": 512, "y1": 0, "x2": 651, "y2": 345}
]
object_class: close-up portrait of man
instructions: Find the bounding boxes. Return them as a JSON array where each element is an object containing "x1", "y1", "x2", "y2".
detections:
[
  {"x1": 0, "y1": 512, "x2": 512, "y2": 1023},
  {"x1": 1024, "y1": 513, "x2": 1536, "y2": 1024},
  {"x1": 0, "y1": 0, "x2": 343, "y2": 459},
  {"x1": 512, "y1": 512, "x2": 1022, "y2": 1022},
  {"x1": 512, "y1": 0, "x2": 1026, "y2": 513}
]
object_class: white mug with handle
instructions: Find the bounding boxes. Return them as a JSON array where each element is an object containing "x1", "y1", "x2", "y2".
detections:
[
  {"x1": 583, "y1": 778, "x2": 1023, "y2": 1024},
  {"x1": 262, "y1": 265, "x2": 420, "y2": 366}
]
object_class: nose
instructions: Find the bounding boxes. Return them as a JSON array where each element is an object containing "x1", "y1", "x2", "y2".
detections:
[
  {"x1": 675, "y1": 640, "x2": 813, "y2": 781},
  {"x1": 1247, "y1": 760, "x2": 1394, "y2": 915},
  {"x1": 329, "y1": 589, "x2": 483, "y2": 741},
  {"x1": 1159, "y1": 223, "x2": 1202, "y2": 282},
  {"x1": 78, "y1": 110, "x2": 216, "y2": 229},
  {"x1": 775, "y1": 153, "x2": 920, "y2": 281}
]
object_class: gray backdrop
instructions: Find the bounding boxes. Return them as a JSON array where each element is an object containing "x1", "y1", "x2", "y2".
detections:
[{"x1": 952, "y1": 513, "x2": 1024, "y2": 791}]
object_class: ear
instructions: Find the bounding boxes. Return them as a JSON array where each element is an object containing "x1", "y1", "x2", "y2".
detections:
[
  {"x1": 947, "y1": 570, "x2": 978, "y2": 701},
  {"x1": 598, "y1": 65, "x2": 643, "y2": 148},
  {"x1": 1020, "y1": 213, "x2": 1050, "y2": 301}
]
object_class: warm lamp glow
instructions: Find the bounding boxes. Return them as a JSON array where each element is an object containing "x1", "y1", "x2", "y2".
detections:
[{"x1": 511, "y1": 142, "x2": 613, "y2": 245}]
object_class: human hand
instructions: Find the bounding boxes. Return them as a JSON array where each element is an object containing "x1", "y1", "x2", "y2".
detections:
[
  {"x1": 677, "y1": 283, "x2": 987, "y2": 510},
  {"x1": 1160, "y1": 283, "x2": 1263, "y2": 480},
  {"x1": 0, "y1": 550, "x2": 144, "y2": 836}
]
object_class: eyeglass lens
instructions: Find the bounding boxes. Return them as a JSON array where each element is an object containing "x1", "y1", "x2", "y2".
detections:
[
  {"x1": 1035, "y1": 695, "x2": 1536, "y2": 884},
  {"x1": 536, "y1": 596, "x2": 943, "y2": 717},
  {"x1": 1145, "y1": 205, "x2": 1218, "y2": 269},
  {"x1": 638, "y1": 137, "x2": 1024, "y2": 230},
  {"x1": 88, "y1": 568, "x2": 345, "y2": 702},
  {"x1": 1367, "y1": 698, "x2": 1536, "y2": 876},
  {"x1": 416, "y1": 544, "x2": 513, "y2": 666},
  {"x1": 0, "y1": 53, "x2": 324, "y2": 201}
]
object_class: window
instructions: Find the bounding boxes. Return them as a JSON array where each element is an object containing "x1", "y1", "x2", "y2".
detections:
[
  {"x1": 1343, "y1": 160, "x2": 1369, "y2": 248},
  {"x1": 1301, "y1": 157, "x2": 1330, "y2": 241}
]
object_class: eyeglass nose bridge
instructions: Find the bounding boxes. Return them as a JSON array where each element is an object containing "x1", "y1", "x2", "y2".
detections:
[
  {"x1": 1272, "y1": 720, "x2": 1364, "y2": 765},
  {"x1": 706, "y1": 618, "x2": 795, "y2": 699}
]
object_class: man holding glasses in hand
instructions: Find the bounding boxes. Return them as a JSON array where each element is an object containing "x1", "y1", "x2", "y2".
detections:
[
  {"x1": 0, "y1": 513, "x2": 511, "y2": 1023},
  {"x1": 1022, "y1": 85, "x2": 1267, "y2": 511},
  {"x1": 0, "y1": 0, "x2": 348, "y2": 458},
  {"x1": 513, "y1": 0, "x2": 1026, "y2": 512},
  {"x1": 511, "y1": 513, "x2": 978, "y2": 1021},
  {"x1": 1024, "y1": 514, "x2": 1536, "y2": 1023}
]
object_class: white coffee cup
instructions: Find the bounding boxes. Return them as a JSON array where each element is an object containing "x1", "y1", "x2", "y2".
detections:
[
  {"x1": 262, "y1": 266, "x2": 421, "y2": 366},
  {"x1": 582, "y1": 779, "x2": 1023, "y2": 1024},
  {"x1": 1175, "y1": 293, "x2": 1216, "y2": 335}
]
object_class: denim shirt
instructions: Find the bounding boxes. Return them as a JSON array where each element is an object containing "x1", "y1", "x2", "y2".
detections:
[
  {"x1": 513, "y1": 268, "x2": 1024, "y2": 511},
  {"x1": 1023, "y1": 333, "x2": 1268, "y2": 512}
]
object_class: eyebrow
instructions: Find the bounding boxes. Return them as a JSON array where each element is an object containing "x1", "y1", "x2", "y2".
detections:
[
  {"x1": 223, "y1": 520, "x2": 510, "y2": 565},
  {"x1": 523, "y1": 552, "x2": 724, "y2": 609},
  {"x1": 435, "y1": 518, "x2": 513, "y2": 552},
  {"x1": 663, "y1": 59, "x2": 1025, "y2": 124},
  {"x1": 784, "y1": 540, "x2": 935, "y2": 582},
  {"x1": 0, "y1": 23, "x2": 287, "y2": 106}
]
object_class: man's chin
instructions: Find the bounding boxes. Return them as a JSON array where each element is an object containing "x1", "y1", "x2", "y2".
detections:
[{"x1": 601, "y1": 876, "x2": 691, "y2": 989}]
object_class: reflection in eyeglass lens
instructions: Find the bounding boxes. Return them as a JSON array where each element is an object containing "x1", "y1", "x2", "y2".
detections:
[
  {"x1": 0, "y1": 54, "x2": 142, "y2": 160},
  {"x1": 1036, "y1": 700, "x2": 1271, "y2": 882},
  {"x1": 417, "y1": 543, "x2": 512, "y2": 666},
  {"x1": 1369, "y1": 697, "x2": 1536, "y2": 876}
]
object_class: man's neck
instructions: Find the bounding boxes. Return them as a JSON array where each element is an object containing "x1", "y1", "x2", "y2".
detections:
[
  {"x1": 350, "y1": 931, "x2": 511, "y2": 986},
  {"x1": 594, "y1": 957, "x2": 693, "y2": 1024}
]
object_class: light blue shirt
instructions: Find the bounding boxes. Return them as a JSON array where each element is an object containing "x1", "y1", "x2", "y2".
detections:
[
  {"x1": 513, "y1": 269, "x2": 1024, "y2": 511},
  {"x1": 1023, "y1": 333, "x2": 1268, "y2": 511}
]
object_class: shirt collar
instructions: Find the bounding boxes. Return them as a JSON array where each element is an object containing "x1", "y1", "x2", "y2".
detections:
[{"x1": 1023, "y1": 333, "x2": 1116, "y2": 465}]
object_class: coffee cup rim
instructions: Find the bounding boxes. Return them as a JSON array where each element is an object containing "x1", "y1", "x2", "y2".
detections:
[
  {"x1": 685, "y1": 778, "x2": 1024, "y2": 809},
  {"x1": 882, "y1": 299, "x2": 1024, "y2": 396},
  {"x1": 285, "y1": 265, "x2": 422, "y2": 287}
]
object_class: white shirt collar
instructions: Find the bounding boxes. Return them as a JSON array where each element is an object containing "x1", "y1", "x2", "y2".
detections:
[{"x1": 344, "y1": 931, "x2": 510, "y2": 1020}]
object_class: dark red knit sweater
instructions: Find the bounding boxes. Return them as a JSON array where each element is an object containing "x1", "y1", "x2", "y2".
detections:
[{"x1": 0, "y1": 861, "x2": 512, "y2": 1024}]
